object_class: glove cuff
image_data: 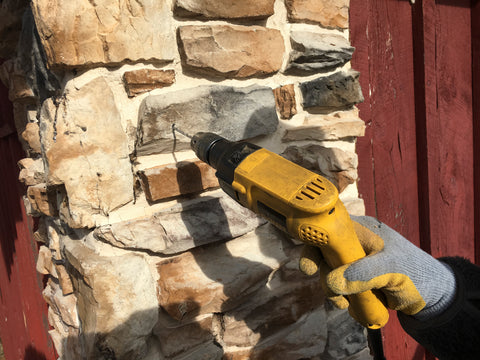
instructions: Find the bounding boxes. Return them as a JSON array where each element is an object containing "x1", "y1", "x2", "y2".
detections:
[{"x1": 413, "y1": 262, "x2": 456, "y2": 321}]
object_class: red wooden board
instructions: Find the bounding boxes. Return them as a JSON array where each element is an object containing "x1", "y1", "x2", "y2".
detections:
[
  {"x1": 0, "y1": 77, "x2": 55, "y2": 359},
  {"x1": 352, "y1": 0, "x2": 477, "y2": 358},
  {"x1": 351, "y1": 1, "x2": 425, "y2": 358}
]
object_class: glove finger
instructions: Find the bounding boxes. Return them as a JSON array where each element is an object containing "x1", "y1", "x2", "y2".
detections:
[
  {"x1": 352, "y1": 221, "x2": 384, "y2": 256},
  {"x1": 318, "y1": 258, "x2": 349, "y2": 309},
  {"x1": 327, "y1": 262, "x2": 426, "y2": 315},
  {"x1": 299, "y1": 245, "x2": 322, "y2": 276},
  {"x1": 299, "y1": 245, "x2": 350, "y2": 309}
]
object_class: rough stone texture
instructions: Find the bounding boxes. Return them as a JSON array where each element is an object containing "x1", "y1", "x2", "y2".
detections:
[
  {"x1": 138, "y1": 159, "x2": 219, "y2": 202},
  {"x1": 18, "y1": 157, "x2": 45, "y2": 186},
  {"x1": 136, "y1": 85, "x2": 279, "y2": 155},
  {"x1": 63, "y1": 232, "x2": 158, "y2": 360},
  {"x1": 21, "y1": 122, "x2": 42, "y2": 154},
  {"x1": 322, "y1": 308, "x2": 369, "y2": 359},
  {"x1": 156, "y1": 224, "x2": 295, "y2": 321},
  {"x1": 27, "y1": 183, "x2": 58, "y2": 216},
  {"x1": 282, "y1": 145, "x2": 358, "y2": 193},
  {"x1": 300, "y1": 70, "x2": 364, "y2": 112},
  {"x1": 287, "y1": 31, "x2": 354, "y2": 74},
  {"x1": 282, "y1": 111, "x2": 366, "y2": 141},
  {"x1": 178, "y1": 25, "x2": 285, "y2": 78},
  {"x1": 0, "y1": 0, "x2": 29, "y2": 57},
  {"x1": 31, "y1": 0, "x2": 175, "y2": 69},
  {"x1": 123, "y1": 69, "x2": 175, "y2": 97},
  {"x1": 16, "y1": 8, "x2": 61, "y2": 102},
  {"x1": 0, "y1": 59, "x2": 35, "y2": 102},
  {"x1": 154, "y1": 314, "x2": 221, "y2": 359},
  {"x1": 285, "y1": 0, "x2": 349, "y2": 29},
  {"x1": 37, "y1": 245, "x2": 57, "y2": 277},
  {"x1": 273, "y1": 84, "x2": 297, "y2": 119},
  {"x1": 39, "y1": 77, "x2": 134, "y2": 228},
  {"x1": 174, "y1": 0, "x2": 275, "y2": 19},
  {"x1": 94, "y1": 190, "x2": 266, "y2": 254}
]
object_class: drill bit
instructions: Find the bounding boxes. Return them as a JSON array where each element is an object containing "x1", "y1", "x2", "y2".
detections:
[{"x1": 172, "y1": 124, "x2": 192, "y2": 139}]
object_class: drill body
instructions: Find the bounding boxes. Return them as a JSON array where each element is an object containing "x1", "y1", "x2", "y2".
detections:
[{"x1": 191, "y1": 132, "x2": 389, "y2": 329}]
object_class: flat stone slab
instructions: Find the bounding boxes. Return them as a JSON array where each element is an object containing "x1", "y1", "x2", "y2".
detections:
[{"x1": 135, "y1": 84, "x2": 279, "y2": 156}]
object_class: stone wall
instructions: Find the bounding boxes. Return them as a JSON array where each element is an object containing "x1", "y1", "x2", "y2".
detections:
[{"x1": 1, "y1": 0, "x2": 371, "y2": 359}]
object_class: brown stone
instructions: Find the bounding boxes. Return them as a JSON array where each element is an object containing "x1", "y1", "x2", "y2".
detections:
[
  {"x1": 123, "y1": 69, "x2": 175, "y2": 97},
  {"x1": 27, "y1": 183, "x2": 58, "y2": 217},
  {"x1": 31, "y1": 0, "x2": 175, "y2": 69},
  {"x1": 285, "y1": 0, "x2": 349, "y2": 29},
  {"x1": 178, "y1": 25, "x2": 284, "y2": 78},
  {"x1": 174, "y1": 0, "x2": 275, "y2": 19},
  {"x1": 21, "y1": 122, "x2": 42, "y2": 154},
  {"x1": 138, "y1": 160, "x2": 219, "y2": 202},
  {"x1": 273, "y1": 84, "x2": 297, "y2": 119},
  {"x1": 157, "y1": 224, "x2": 293, "y2": 321}
]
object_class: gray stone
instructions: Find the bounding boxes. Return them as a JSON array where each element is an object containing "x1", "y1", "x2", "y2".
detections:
[
  {"x1": 300, "y1": 71, "x2": 364, "y2": 112},
  {"x1": 287, "y1": 31, "x2": 354, "y2": 74},
  {"x1": 322, "y1": 308, "x2": 368, "y2": 359},
  {"x1": 135, "y1": 85, "x2": 279, "y2": 155},
  {"x1": 282, "y1": 145, "x2": 358, "y2": 193},
  {"x1": 0, "y1": 0, "x2": 29, "y2": 57},
  {"x1": 17, "y1": 8, "x2": 60, "y2": 102},
  {"x1": 94, "y1": 190, "x2": 266, "y2": 254}
]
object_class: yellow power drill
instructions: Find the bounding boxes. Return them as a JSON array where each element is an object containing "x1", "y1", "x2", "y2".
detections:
[{"x1": 189, "y1": 131, "x2": 389, "y2": 330}]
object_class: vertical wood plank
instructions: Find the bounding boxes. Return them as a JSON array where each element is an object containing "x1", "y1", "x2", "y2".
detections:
[
  {"x1": 351, "y1": 0, "x2": 425, "y2": 359},
  {"x1": 473, "y1": 0, "x2": 480, "y2": 265},
  {"x1": 415, "y1": 0, "x2": 474, "y2": 260},
  {"x1": 0, "y1": 78, "x2": 55, "y2": 359}
]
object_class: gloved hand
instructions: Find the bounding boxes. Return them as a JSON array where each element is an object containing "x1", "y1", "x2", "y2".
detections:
[{"x1": 300, "y1": 216, "x2": 457, "y2": 320}]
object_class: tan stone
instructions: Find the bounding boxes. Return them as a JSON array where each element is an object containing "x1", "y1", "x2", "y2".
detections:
[
  {"x1": 18, "y1": 157, "x2": 45, "y2": 186},
  {"x1": 178, "y1": 25, "x2": 285, "y2": 78},
  {"x1": 283, "y1": 111, "x2": 365, "y2": 142},
  {"x1": 43, "y1": 279, "x2": 79, "y2": 328},
  {"x1": 36, "y1": 246, "x2": 58, "y2": 277},
  {"x1": 39, "y1": 77, "x2": 133, "y2": 228},
  {"x1": 285, "y1": 0, "x2": 349, "y2": 29},
  {"x1": 63, "y1": 232, "x2": 158, "y2": 359},
  {"x1": 31, "y1": 0, "x2": 175, "y2": 69},
  {"x1": 21, "y1": 122, "x2": 42, "y2": 154},
  {"x1": 27, "y1": 183, "x2": 58, "y2": 217},
  {"x1": 138, "y1": 160, "x2": 219, "y2": 202},
  {"x1": 273, "y1": 84, "x2": 297, "y2": 119},
  {"x1": 123, "y1": 69, "x2": 175, "y2": 97},
  {"x1": 174, "y1": 0, "x2": 275, "y2": 19}
]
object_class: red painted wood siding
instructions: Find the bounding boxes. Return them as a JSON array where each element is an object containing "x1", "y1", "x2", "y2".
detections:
[
  {"x1": 351, "y1": 0, "x2": 478, "y2": 359},
  {"x1": 0, "y1": 77, "x2": 56, "y2": 359}
]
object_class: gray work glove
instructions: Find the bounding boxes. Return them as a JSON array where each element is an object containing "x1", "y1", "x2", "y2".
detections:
[{"x1": 300, "y1": 216, "x2": 457, "y2": 320}]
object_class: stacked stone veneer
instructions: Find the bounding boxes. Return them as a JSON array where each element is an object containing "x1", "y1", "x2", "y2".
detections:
[{"x1": 1, "y1": 0, "x2": 371, "y2": 359}]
